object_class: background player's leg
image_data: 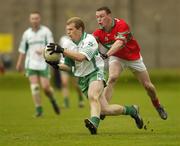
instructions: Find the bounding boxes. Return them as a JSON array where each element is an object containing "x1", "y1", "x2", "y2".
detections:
[
  {"x1": 40, "y1": 76, "x2": 60, "y2": 114},
  {"x1": 29, "y1": 75, "x2": 42, "y2": 117},
  {"x1": 61, "y1": 72, "x2": 70, "y2": 108}
]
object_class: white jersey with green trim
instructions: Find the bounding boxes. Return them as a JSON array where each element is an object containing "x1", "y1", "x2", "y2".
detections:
[
  {"x1": 18, "y1": 25, "x2": 54, "y2": 70},
  {"x1": 59, "y1": 35, "x2": 75, "y2": 64},
  {"x1": 62, "y1": 33, "x2": 104, "y2": 77}
]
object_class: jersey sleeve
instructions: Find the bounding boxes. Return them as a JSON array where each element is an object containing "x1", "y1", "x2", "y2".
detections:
[
  {"x1": 79, "y1": 36, "x2": 98, "y2": 61},
  {"x1": 64, "y1": 56, "x2": 75, "y2": 75},
  {"x1": 59, "y1": 35, "x2": 74, "y2": 50},
  {"x1": 64, "y1": 56, "x2": 75, "y2": 67},
  {"x1": 18, "y1": 32, "x2": 28, "y2": 54},
  {"x1": 115, "y1": 19, "x2": 132, "y2": 44}
]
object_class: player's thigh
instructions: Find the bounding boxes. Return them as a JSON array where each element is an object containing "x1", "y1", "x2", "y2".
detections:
[
  {"x1": 28, "y1": 75, "x2": 39, "y2": 84},
  {"x1": 108, "y1": 57, "x2": 123, "y2": 80},
  {"x1": 61, "y1": 71, "x2": 70, "y2": 86},
  {"x1": 72, "y1": 77, "x2": 80, "y2": 89},
  {"x1": 36, "y1": 68, "x2": 51, "y2": 89},
  {"x1": 133, "y1": 70, "x2": 151, "y2": 85},
  {"x1": 127, "y1": 57, "x2": 150, "y2": 84},
  {"x1": 88, "y1": 80, "x2": 104, "y2": 100},
  {"x1": 128, "y1": 57, "x2": 146, "y2": 72},
  {"x1": 26, "y1": 69, "x2": 39, "y2": 84},
  {"x1": 40, "y1": 76, "x2": 51, "y2": 89}
]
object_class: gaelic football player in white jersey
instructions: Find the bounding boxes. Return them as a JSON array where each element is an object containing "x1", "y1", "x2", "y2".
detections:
[
  {"x1": 16, "y1": 11, "x2": 60, "y2": 117},
  {"x1": 46, "y1": 17, "x2": 144, "y2": 134}
]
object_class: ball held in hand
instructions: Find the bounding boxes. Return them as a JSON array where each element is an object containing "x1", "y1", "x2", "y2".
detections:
[{"x1": 43, "y1": 44, "x2": 61, "y2": 62}]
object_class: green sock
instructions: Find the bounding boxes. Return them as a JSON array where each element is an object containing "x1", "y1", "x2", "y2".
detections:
[
  {"x1": 123, "y1": 106, "x2": 136, "y2": 116},
  {"x1": 90, "y1": 116, "x2": 100, "y2": 128},
  {"x1": 78, "y1": 96, "x2": 83, "y2": 102},
  {"x1": 36, "y1": 106, "x2": 43, "y2": 113},
  {"x1": 48, "y1": 96, "x2": 55, "y2": 103},
  {"x1": 64, "y1": 97, "x2": 69, "y2": 107}
]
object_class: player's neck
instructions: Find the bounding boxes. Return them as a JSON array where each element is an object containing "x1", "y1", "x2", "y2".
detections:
[
  {"x1": 104, "y1": 19, "x2": 113, "y2": 32},
  {"x1": 32, "y1": 26, "x2": 40, "y2": 32}
]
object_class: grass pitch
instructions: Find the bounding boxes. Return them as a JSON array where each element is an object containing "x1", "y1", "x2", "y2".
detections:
[{"x1": 0, "y1": 71, "x2": 180, "y2": 146}]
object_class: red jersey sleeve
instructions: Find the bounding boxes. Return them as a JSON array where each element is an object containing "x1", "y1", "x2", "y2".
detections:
[
  {"x1": 93, "y1": 30, "x2": 100, "y2": 43},
  {"x1": 115, "y1": 19, "x2": 131, "y2": 44}
]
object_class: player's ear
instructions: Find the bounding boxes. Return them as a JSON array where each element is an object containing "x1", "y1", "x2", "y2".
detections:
[{"x1": 78, "y1": 27, "x2": 83, "y2": 33}]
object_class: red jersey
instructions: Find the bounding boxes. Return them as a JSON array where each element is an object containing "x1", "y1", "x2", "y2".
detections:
[{"x1": 93, "y1": 18, "x2": 141, "y2": 60}]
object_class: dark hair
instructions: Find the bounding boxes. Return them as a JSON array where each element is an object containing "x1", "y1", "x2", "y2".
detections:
[
  {"x1": 66, "y1": 17, "x2": 85, "y2": 32},
  {"x1": 96, "y1": 6, "x2": 111, "y2": 14},
  {"x1": 30, "y1": 11, "x2": 41, "y2": 15}
]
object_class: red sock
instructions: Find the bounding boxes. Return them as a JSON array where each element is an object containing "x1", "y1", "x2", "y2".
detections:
[{"x1": 151, "y1": 98, "x2": 160, "y2": 108}]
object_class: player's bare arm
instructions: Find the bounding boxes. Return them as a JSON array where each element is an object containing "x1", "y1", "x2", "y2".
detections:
[
  {"x1": 106, "y1": 40, "x2": 124, "y2": 57},
  {"x1": 16, "y1": 53, "x2": 25, "y2": 72},
  {"x1": 58, "y1": 63, "x2": 71, "y2": 72},
  {"x1": 46, "y1": 43, "x2": 87, "y2": 62},
  {"x1": 63, "y1": 49, "x2": 87, "y2": 62}
]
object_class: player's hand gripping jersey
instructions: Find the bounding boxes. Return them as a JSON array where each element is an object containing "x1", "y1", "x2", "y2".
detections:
[{"x1": 93, "y1": 18, "x2": 141, "y2": 60}]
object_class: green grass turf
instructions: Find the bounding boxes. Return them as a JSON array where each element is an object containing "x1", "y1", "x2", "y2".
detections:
[{"x1": 0, "y1": 71, "x2": 180, "y2": 146}]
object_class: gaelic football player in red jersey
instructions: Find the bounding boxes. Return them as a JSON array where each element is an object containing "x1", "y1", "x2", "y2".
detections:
[{"x1": 93, "y1": 6, "x2": 167, "y2": 120}]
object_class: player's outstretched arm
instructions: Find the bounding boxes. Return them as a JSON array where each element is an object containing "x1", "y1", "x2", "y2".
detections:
[
  {"x1": 106, "y1": 40, "x2": 124, "y2": 57},
  {"x1": 46, "y1": 43, "x2": 87, "y2": 62},
  {"x1": 63, "y1": 49, "x2": 87, "y2": 62},
  {"x1": 59, "y1": 64, "x2": 71, "y2": 72}
]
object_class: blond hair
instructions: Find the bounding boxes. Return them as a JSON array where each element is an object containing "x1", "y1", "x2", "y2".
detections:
[{"x1": 66, "y1": 17, "x2": 85, "y2": 32}]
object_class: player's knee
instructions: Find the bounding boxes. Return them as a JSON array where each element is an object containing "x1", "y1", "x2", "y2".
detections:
[
  {"x1": 108, "y1": 74, "x2": 119, "y2": 84},
  {"x1": 61, "y1": 81, "x2": 68, "y2": 88},
  {"x1": 43, "y1": 86, "x2": 53, "y2": 95},
  {"x1": 88, "y1": 95, "x2": 99, "y2": 102},
  {"x1": 30, "y1": 84, "x2": 40, "y2": 96},
  {"x1": 101, "y1": 106, "x2": 106, "y2": 114}
]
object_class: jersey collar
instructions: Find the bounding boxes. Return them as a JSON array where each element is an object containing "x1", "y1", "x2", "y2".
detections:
[
  {"x1": 31, "y1": 25, "x2": 42, "y2": 32},
  {"x1": 73, "y1": 32, "x2": 87, "y2": 45}
]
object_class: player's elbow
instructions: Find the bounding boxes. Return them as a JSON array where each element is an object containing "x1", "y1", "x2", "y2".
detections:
[{"x1": 116, "y1": 39, "x2": 124, "y2": 47}]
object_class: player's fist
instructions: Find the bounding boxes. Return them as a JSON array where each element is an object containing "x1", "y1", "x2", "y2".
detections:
[
  {"x1": 100, "y1": 53, "x2": 108, "y2": 59},
  {"x1": 47, "y1": 43, "x2": 64, "y2": 54},
  {"x1": 46, "y1": 60, "x2": 59, "y2": 70}
]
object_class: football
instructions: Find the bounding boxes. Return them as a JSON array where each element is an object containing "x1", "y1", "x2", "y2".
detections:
[{"x1": 43, "y1": 45, "x2": 60, "y2": 62}]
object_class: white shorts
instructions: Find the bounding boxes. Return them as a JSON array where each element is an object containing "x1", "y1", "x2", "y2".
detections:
[{"x1": 109, "y1": 56, "x2": 147, "y2": 72}]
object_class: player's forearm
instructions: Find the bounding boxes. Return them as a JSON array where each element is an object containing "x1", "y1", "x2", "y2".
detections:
[
  {"x1": 63, "y1": 49, "x2": 86, "y2": 62},
  {"x1": 106, "y1": 40, "x2": 124, "y2": 57},
  {"x1": 58, "y1": 64, "x2": 71, "y2": 72},
  {"x1": 16, "y1": 53, "x2": 25, "y2": 66},
  {"x1": 16, "y1": 53, "x2": 25, "y2": 71}
]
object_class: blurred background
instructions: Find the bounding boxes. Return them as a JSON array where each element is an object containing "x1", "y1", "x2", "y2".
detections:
[{"x1": 0, "y1": 0, "x2": 180, "y2": 71}]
